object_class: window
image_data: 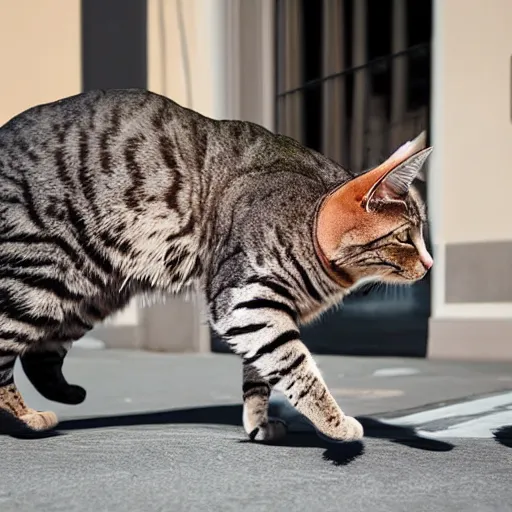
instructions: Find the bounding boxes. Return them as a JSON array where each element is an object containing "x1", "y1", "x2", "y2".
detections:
[{"x1": 275, "y1": 0, "x2": 432, "y2": 173}]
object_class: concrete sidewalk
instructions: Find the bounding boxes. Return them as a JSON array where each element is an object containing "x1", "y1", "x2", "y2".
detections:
[{"x1": 1, "y1": 348, "x2": 512, "y2": 512}]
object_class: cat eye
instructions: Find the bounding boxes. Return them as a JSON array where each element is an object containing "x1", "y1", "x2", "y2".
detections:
[{"x1": 396, "y1": 230, "x2": 414, "y2": 246}]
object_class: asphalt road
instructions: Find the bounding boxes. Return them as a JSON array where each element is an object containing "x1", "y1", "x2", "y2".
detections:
[{"x1": 1, "y1": 348, "x2": 512, "y2": 512}]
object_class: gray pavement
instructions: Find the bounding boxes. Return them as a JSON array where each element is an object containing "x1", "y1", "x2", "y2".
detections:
[{"x1": 1, "y1": 347, "x2": 512, "y2": 512}]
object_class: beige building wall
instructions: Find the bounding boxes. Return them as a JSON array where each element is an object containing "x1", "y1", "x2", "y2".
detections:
[
  {"x1": 147, "y1": 0, "x2": 221, "y2": 118},
  {"x1": 147, "y1": 0, "x2": 274, "y2": 126},
  {"x1": 428, "y1": 0, "x2": 512, "y2": 360},
  {"x1": 0, "y1": 0, "x2": 81, "y2": 125}
]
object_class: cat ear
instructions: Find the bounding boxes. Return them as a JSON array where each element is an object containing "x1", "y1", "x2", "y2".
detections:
[
  {"x1": 315, "y1": 133, "x2": 431, "y2": 263},
  {"x1": 415, "y1": 169, "x2": 427, "y2": 183},
  {"x1": 361, "y1": 147, "x2": 433, "y2": 211}
]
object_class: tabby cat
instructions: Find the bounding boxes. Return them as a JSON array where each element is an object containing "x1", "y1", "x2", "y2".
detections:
[{"x1": 0, "y1": 89, "x2": 432, "y2": 441}]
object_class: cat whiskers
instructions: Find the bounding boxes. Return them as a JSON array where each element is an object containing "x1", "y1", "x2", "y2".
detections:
[
  {"x1": 119, "y1": 276, "x2": 131, "y2": 292},
  {"x1": 330, "y1": 251, "x2": 362, "y2": 268}
]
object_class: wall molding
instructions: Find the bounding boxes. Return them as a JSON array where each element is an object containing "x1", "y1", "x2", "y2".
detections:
[
  {"x1": 429, "y1": 317, "x2": 512, "y2": 361},
  {"x1": 445, "y1": 240, "x2": 512, "y2": 303}
]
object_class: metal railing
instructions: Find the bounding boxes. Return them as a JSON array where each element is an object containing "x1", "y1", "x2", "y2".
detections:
[{"x1": 275, "y1": 42, "x2": 431, "y2": 173}]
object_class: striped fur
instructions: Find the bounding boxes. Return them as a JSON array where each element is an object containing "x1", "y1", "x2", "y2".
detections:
[{"x1": 0, "y1": 89, "x2": 431, "y2": 440}]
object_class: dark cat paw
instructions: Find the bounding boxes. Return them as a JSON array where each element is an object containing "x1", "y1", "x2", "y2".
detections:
[
  {"x1": 40, "y1": 384, "x2": 87, "y2": 405},
  {"x1": 20, "y1": 351, "x2": 87, "y2": 405}
]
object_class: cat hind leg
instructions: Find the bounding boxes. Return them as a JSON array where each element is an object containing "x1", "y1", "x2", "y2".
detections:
[
  {"x1": 20, "y1": 346, "x2": 86, "y2": 405},
  {"x1": 0, "y1": 349, "x2": 58, "y2": 432}
]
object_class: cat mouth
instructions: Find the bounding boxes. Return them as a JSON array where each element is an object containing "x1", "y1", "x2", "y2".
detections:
[
  {"x1": 382, "y1": 262, "x2": 402, "y2": 272},
  {"x1": 363, "y1": 261, "x2": 402, "y2": 272},
  {"x1": 390, "y1": 267, "x2": 429, "y2": 282}
]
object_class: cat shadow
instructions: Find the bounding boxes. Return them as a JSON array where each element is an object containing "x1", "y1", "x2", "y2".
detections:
[
  {"x1": 357, "y1": 416, "x2": 454, "y2": 451},
  {"x1": 56, "y1": 404, "x2": 454, "y2": 454},
  {"x1": 493, "y1": 425, "x2": 512, "y2": 448},
  {"x1": 282, "y1": 436, "x2": 366, "y2": 466},
  {"x1": 237, "y1": 428, "x2": 366, "y2": 465}
]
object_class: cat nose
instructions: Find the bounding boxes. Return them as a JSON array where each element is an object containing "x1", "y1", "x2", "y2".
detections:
[{"x1": 421, "y1": 253, "x2": 433, "y2": 270}]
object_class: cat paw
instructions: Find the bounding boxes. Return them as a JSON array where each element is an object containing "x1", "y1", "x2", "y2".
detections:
[
  {"x1": 19, "y1": 409, "x2": 59, "y2": 431},
  {"x1": 248, "y1": 418, "x2": 288, "y2": 443},
  {"x1": 315, "y1": 416, "x2": 364, "y2": 443},
  {"x1": 46, "y1": 384, "x2": 87, "y2": 405},
  {"x1": 65, "y1": 384, "x2": 87, "y2": 405}
]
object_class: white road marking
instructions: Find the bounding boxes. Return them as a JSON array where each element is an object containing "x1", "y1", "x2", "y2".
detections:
[
  {"x1": 272, "y1": 390, "x2": 512, "y2": 438},
  {"x1": 384, "y1": 391, "x2": 512, "y2": 439},
  {"x1": 418, "y1": 410, "x2": 512, "y2": 439},
  {"x1": 384, "y1": 391, "x2": 512, "y2": 426},
  {"x1": 372, "y1": 368, "x2": 420, "y2": 377}
]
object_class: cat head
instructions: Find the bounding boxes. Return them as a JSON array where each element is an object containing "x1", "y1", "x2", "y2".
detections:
[{"x1": 315, "y1": 133, "x2": 433, "y2": 289}]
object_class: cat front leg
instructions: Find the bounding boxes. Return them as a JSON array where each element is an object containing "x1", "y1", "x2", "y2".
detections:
[
  {"x1": 242, "y1": 362, "x2": 287, "y2": 442},
  {"x1": 268, "y1": 341, "x2": 363, "y2": 442},
  {"x1": 247, "y1": 337, "x2": 363, "y2": 442},
  {"x1": 213, "y1": 280, "x2": 363, "y2": 442}
]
